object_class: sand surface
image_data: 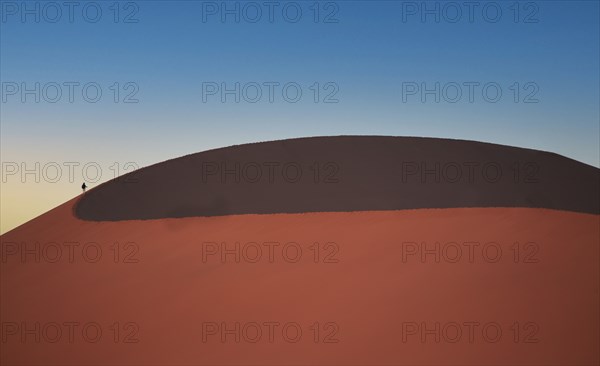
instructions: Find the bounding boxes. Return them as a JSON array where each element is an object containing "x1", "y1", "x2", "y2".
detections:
[
  {"x1": 2, "y1": 198, "x2": 598, "y2": 365},
  {"x1": 75, "y1": 136, "x2": 600, "y2": 220}
]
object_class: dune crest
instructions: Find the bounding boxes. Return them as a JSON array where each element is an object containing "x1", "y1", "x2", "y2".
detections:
[{"x1": 75, "y1": 136, "x2": 600, "y2": 221}]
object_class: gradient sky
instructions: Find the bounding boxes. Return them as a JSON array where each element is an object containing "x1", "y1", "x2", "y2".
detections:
[{"x1": 1, "y1": 0, "x2": 599, "y2": 233}]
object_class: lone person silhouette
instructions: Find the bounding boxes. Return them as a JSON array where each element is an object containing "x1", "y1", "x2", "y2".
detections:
[{"x1": 81, "y1": 182, "x2": 87, "y2": 193}]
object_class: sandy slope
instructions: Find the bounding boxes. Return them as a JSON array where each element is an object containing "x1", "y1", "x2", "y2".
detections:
[
  {"x1": 1, "y1": 197, "x2": 598, "y2": 365},
  {"x1": 76, "y1": 136, "x2": 600, "y2": 220}
]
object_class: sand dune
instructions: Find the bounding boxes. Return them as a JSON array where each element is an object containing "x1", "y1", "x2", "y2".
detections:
[
  {"x1": 2, "y1": 199, "x2": 598, "y2": 365},
  {"x1": 2, "y1": 137, "x2": 598, "y2": 364},
  {"x1": 75, "y1": 136, "x2": 600, "y2": 220}
]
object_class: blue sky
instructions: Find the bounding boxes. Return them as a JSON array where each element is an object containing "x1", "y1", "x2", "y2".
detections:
[{"x1": 1, "y1": 0, "x2": 599, "y2": 232}]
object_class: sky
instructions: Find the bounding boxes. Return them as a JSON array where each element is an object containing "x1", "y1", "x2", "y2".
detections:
[{"x1": 1, "y1": 0, "x2": 599, "y2": 234}]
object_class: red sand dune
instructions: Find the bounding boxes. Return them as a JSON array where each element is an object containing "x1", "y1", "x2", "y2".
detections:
[
  {"x1": 1, "y1": 199, "x2": 598, "y2": 365},
  {"x1": 2, "y1": 137, "x2": 599, "y2": 365}
]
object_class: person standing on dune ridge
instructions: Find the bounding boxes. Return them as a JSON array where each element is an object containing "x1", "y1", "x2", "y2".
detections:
[{"x1": 81, "y1": 182, "x2": 87, "y2": 193}]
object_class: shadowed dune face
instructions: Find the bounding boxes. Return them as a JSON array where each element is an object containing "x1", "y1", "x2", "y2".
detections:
[
  {"x1": 75, "y1": 136, "x2": 600, "y2": 221},
  {"x1": 1, "y1": 200, "x2": 599, "y2": 365}
]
